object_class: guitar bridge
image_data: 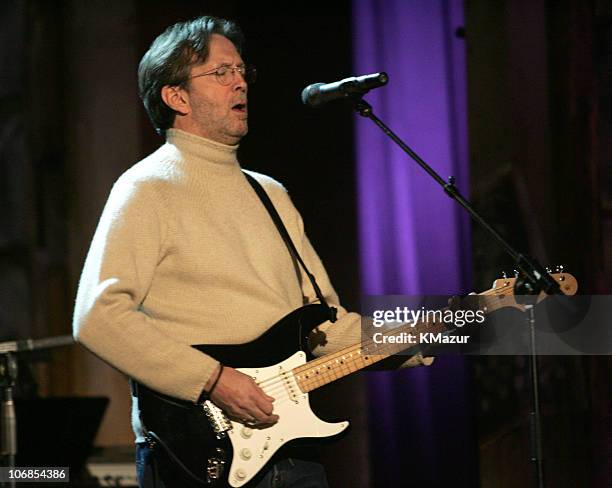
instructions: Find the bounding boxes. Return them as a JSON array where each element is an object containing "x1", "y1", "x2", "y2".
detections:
[{"x1": 202, "y1": 400, "x2": 232, "y2": 438}]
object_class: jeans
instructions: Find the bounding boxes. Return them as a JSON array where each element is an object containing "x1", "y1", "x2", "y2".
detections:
[{"x1": 136, "y1": 442, "x2": 329, "y2": 488}]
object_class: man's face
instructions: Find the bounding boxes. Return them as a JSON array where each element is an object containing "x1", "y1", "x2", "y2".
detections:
[{"x1": 180, "y1": 34, "x2": 248, "y2": 145}]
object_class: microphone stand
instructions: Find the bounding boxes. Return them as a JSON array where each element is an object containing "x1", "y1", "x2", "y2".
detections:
[
  {"x1": 351, "y1": 95, "x2": 561, "y2": 488},
  {"x1": 0, "y1": 354, "x2": 17, "y2": 488},
  {"x1": 0, "y1": 336, "x2": 73, "y2": 488}
]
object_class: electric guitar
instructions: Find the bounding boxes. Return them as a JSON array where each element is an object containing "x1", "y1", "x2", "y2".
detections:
[{"x1": 134, "y1": 272, "x2": 577, "y2": 487}]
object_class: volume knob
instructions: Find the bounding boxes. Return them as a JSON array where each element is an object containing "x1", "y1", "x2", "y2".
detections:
[
  {"x1": 235, "y1": 468, "x2": 247, "y2": 481},
  {"x1": 240, "y1": 448, "x2": 252, "y2": 460}
]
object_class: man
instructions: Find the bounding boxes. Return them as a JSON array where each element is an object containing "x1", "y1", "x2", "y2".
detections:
[{"x1": 73, "y1": 15, "x2": 431, "y2": 487}]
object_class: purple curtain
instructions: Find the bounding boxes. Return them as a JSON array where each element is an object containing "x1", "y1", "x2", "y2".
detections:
[{"x1": 353, "y1": 0, "x2": 478, "y2": 485}]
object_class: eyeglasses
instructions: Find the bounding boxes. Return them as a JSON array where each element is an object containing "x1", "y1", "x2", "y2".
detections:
[{"x1": 188, "y1": 64, "x2": 257, "y2": 86}]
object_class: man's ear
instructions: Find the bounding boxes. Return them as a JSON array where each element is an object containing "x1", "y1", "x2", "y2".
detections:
[{"x1": 161, "y1": 85, "x2": 190, "y2": 115}]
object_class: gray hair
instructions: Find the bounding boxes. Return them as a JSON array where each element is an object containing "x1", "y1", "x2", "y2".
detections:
[{"x1": 138, "y1": 16, "x2": 244, "y2": 135}]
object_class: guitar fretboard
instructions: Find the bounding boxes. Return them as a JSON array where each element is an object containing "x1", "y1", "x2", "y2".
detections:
[{"x1": 293, "y1": 316, "x2": 448, "y2": 393}]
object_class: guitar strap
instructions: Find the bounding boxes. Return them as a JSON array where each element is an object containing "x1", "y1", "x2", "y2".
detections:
[{"x1": 243, "y1": 171, "x2": 337, "y2": 323}]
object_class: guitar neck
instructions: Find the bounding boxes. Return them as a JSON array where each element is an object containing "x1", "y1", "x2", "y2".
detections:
[
  {"x1": 291, "y1": 271, "x2": 577, "y2": 393},
  {"x1": 293, "y1": 317, "x2": 447, "y2": 393}
]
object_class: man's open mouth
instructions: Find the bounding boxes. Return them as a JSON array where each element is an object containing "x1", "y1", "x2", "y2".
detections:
[{"x1": 232, "y1": 102, "x2": 247, "y2": 113}]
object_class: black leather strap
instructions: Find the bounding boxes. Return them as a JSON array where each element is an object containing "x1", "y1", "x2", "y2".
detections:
[{"x1": 244, "y1": 172, "x2": 337, "y2": 323}]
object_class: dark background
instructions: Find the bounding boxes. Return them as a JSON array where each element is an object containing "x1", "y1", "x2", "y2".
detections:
[{"x1": 1, "y1": 0, "x2": 610, "y2": 486}]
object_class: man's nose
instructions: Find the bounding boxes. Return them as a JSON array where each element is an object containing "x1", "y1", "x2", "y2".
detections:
[{"x1": 233, "y1": 72, "x2": 247, "y2": 91}]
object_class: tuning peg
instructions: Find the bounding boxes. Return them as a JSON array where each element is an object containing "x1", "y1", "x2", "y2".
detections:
[
  {"x1": 556, "y1": 264, "x2": 564, "y2": 273},
  {"x1": 545, "y1": 266, "x2": 552, "y2": 273},
  {"x1": 501, "y1": 270, "x2": 507, "y2": 279},
  {"x1": 513, "y1": 269, "x2": 519, "y2": 278}
]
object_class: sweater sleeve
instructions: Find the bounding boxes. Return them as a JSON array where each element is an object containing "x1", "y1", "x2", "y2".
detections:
[{"x1": 72, "y1": 176, "x2": 219, "y2": 403}]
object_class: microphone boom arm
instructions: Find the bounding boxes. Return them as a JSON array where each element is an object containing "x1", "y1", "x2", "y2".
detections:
[{"x1": 350, "y1": 96, "x2": 561, "y2": 296}]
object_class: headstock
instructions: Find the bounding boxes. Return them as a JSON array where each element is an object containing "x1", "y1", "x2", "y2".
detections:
[{"x1": 479, "y1": 271, "x2": 578, "y2": 313}]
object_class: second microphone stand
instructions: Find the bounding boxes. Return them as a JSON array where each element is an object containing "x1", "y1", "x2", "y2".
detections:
[{"x1": 351, "y1": 95, "x2": 561, "y2": 488}]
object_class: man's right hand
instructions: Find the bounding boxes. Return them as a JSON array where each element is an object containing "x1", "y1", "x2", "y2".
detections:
[{"x1": 209, "y1": 365, "x2": 279, "y2": 427}]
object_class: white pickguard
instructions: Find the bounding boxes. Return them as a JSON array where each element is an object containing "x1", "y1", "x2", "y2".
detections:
[{"x1": 223, "y1": 351, "x2": 349, "y2": 487}]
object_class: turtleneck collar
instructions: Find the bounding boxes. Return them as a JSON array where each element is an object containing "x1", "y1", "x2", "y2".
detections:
[{"x1": 166, "y1": 128, "x2": 239, "y2": 167}]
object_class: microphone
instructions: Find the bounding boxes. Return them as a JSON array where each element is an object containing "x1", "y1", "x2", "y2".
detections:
[{"x1": 301, "y1": 72, "x2": 388, "y2": 107}]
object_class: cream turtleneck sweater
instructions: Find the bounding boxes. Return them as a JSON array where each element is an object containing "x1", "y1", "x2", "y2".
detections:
[{"x1": 73, "y1": 128, "x2": 429, "y2": 441}]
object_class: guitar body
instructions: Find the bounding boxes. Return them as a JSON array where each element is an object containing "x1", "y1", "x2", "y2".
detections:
[{"x1": 135, "y1": 304, "x2": 349, "y2": 487}]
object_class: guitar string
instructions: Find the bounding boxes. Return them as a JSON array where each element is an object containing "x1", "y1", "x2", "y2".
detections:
[
  {"x1": 254, "y1": 345, "x2": 378, "y2": 396},
  {"x1": 255, "y1": 312, "x2": 449, "y2": 398},
  {"x1": 259, "y1": 343, "x2": 393, "y2": 407},
  {"x1": 254, "y1": 347, "x2": 375, "y2": 403},
  {"x1": 255, "y1": 339, "x2": 401, "y2": 406},
  {"x1": 254, "y1": 286, "x2": 506, "y2": 393},
  {"x1": 257, "y1": 363, "x2": 356, "y2": 407},
  {"x1": 258, "y1": 316, "x2": 440, "y2": 396},
  {"x1": 252, "y1": 286, "x2": 510, "y2": 403},
  {"x1": 252, "y1": 281, "x2": 569, "y2": 411},
  {"x1": 254, "y1": 322, "x2": 415, "y2": 391},
  {"x1": 262, "y1": 351, "x2": 450, "y2": 406},
  {"x1": 256, "y1": 343, "x2": 401, "y2": 408},
  {"x1": 254, "y1": 325, "x2": 425, "y2": 398}
]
